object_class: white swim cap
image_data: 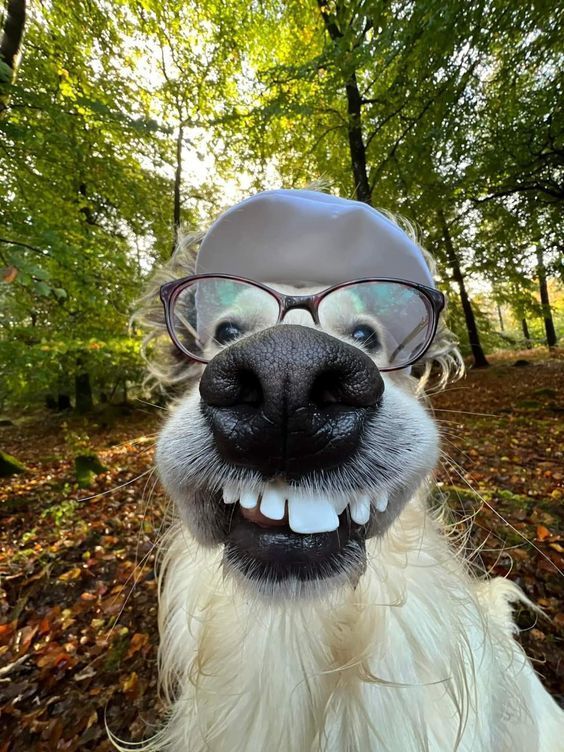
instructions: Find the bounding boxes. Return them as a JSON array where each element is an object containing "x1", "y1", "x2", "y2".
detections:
[{"x1": 195, "y1": 189, "x2": 434, "y2": 288}]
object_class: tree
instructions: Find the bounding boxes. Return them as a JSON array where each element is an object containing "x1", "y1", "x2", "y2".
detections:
[
  {"x1": 0, "y1": 0, "x2": 173, "y2": 408},
  {"x1": 536, "y1": 246, "x2": 558, "y2": 348},
  {"x1": 0, "y1": 0, "x2": 26, "y2": 112}
]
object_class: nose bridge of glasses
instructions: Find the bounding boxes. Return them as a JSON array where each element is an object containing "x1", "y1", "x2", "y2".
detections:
[{"x1": 279, "y1": 294, "x2": 319, "y2": 324}]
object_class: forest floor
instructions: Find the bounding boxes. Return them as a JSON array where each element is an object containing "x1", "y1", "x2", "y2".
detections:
[{"x1": 0, "y1": 349, "x2": 562, "y2": 751}]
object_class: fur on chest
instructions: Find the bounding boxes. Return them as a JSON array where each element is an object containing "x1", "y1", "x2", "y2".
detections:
[{"x1": 145, "y1": 502, "x2": 556, "y2": 752}]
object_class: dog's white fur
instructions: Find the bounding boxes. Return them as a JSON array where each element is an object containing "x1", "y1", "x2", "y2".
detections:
[{"x1": 122, "y1": 214, "x2": 563, "y2": 751}]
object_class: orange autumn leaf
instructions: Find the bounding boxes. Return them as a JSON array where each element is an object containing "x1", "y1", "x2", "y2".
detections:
[
  {"x1": 554, "y1": 614, "x2": 564, "y2": 628},
  {"x1": 126, "y1": 632, "x2": 149, "y2": 658},
  {"x1": 536, "y1": 525, "x2": 550, "y2": 541},
  {"x1": 36, "y1": 645, "x2": 76, "y2": 669},
  {"x1": 0, "y1": 622, "x2": 16, "y2": 643}
]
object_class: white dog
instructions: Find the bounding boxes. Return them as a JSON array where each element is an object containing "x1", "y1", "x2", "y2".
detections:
[{"x1": 127, "y1": 190, "x2": 562, "y2": 751}]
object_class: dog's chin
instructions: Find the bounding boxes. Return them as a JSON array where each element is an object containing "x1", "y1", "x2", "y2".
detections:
[{"x1": 223, "y1": 507, "x2": 368, "y2": 595}]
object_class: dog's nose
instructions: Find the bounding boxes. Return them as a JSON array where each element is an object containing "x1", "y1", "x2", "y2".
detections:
[{"x1": 200, "y1": 325, "x2": 384, "y2": 478}]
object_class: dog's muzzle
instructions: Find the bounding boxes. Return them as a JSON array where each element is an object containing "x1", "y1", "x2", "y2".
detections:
[
  {"x1": 200, "y1": 325, "x2": 384, "y2": 479},
  {"x1": 196, "y1": 325, "x2": 384, "y2": 586}
]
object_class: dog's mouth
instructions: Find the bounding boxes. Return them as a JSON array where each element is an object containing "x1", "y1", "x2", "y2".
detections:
[{"x1": 221, "y1": 482, "x2": 388, "y2": 584}]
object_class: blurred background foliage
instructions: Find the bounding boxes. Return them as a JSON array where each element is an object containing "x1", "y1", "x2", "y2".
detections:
[{"x1": 0, "y1": 0, "x2": 562, "y2": 411}]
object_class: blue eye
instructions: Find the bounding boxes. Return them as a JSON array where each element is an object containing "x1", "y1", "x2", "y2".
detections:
[
  {"x1": 351, "y1": 324, "x2": 380, "y2": 352},
  {"x1": 214, "y1": 321, "x2": 243, "y2": 345}
]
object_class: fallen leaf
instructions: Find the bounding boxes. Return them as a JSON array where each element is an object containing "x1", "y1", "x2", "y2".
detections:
[
  {"x1": 536, "y1": 525, "x2": 550, "y2": 541},
  {"x1": 126, "y1": 632, "x2": 149, "y2": 659},
  {"x1": 58, "y1": 567, "x2": 83, "y2": 582},
  {"x1": 121, "y1": 670, "x2": 138, "y2": 695}
]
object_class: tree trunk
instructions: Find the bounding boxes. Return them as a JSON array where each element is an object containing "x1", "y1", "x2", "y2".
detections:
[
  {"x1": 75, "y1": 372, "x2": 93, "y2": 412},
  {"x1": 438, "y1": 210, "x2": 489, "y2": 368},
  {"x1": 78, "y1": 182, "x2": 96, "y2": 225},
  {"x1": 496, "y1": 303, "x2": 504, "y2": 331},
  {"x1": 0, "y1": 0, "x2": 26, "y2": 113},
  {"x1": 536, "y1": 247, "x2": 558, "y2": 348},
  {"x1": 57, "y1": 393, "x2": 72, "y2": 411},
  {"x1": 316, "y1": 0, "x2": 371, "y2": 205},
  {"x1": 172, "y1": 123, "x2": 183, "y2": 254},
  {"x1": 344, "y1": 74, "x2": 372, "y2": 204},
  {"x1": 521, "y1": 318, "x2": 532, "y2": 349}
]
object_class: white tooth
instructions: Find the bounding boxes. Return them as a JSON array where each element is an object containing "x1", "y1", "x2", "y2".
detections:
[
  {"x1": 223, "y1": 483, "x2": 239, "y2": 504},
  {"x1": 260, "y1": 486, "x2": 287, "y2": 520},
  {"x1": 329, "y1": 493, "x2": 349, "y2": 515},
  {"x1": 239, "y1": 488, "x2": 258, "y2": 509},
  {"x1": 375, "y1": 492, "x2": 389, "y2": 513},
  {"x1": 287, "y1": 491, "x2": 339, "y2": 534},
  {"x1": 349, "y1": 493, "x2": 371, "y2": 525}
]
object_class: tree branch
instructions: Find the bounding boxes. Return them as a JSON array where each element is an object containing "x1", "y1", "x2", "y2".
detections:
[
  {"x1": 365, "y1": 102, "x2": 407, "y2": 149},
  {"x1": 471, "y1": 183, "x2": 564, "y2": 204},
  {"x1": 0, "y1": 237, "x2": 47, "y2": 255},
  {"x1": 369, "y1": 98, "x2": 434, "y2": 191}
]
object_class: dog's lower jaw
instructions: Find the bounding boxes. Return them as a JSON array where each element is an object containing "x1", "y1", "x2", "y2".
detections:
[
  {"x1": 142, "y1": 492, "x2": 562, "y2": 752},
  {"x1": 223, "y1": 534, "x2": 368, "y2": 597},
  {"x1": 163, "y1": 480, "x2": 423, "y2": 598}
]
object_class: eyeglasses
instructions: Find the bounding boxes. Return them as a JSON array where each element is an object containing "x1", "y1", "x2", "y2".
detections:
[{"x1": 159, "y1": 274, "x2": 445, "y2": 371}]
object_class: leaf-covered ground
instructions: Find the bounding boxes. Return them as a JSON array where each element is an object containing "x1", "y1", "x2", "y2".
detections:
[{"x1": 0, "y1": 351, "x2": 562, "y2": 750}]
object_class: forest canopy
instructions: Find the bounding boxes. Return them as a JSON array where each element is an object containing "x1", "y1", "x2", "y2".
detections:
[{"x1": 1, "y1": 0, "x2": 562, "y2": 411}]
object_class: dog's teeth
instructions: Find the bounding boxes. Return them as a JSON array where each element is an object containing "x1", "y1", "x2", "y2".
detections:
[
  {"x1": 239, "y1": 489, "x2": 258, "y2": 509},
  {"x1": 375, "y1": 492, "x2": 389, "y2": 513},
  {"x1": 222, "y1": 484, "x2": 239, "y2": 504},
  {"x1": 330, "y1": 493, "x2": 349, "y2": 515},
  {"x1": 260, "y1": 486, "x2": 287, "y2": 520},
  {"x1": 287, "y1": 491, "x2": 340, "y2": 534},
  {"x1": 349, "y1": 493, "x2": 371, "y2": 525}
]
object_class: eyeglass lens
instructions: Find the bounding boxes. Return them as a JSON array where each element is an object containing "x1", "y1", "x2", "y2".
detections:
[{"x1": 169, "y1": 278, "x2": 433, "y2": 368}]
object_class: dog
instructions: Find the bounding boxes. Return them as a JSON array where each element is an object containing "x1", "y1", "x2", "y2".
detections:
[{"x1": 126, "y1": 190, "x2": 563, "y2": 751}]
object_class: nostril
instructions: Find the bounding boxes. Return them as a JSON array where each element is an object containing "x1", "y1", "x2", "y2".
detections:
[
  {"x1": 237, "y1": 369, "x2": 263, "y2": 406},
  {"x1": 310, "y1": 370, "x2": 348, "y2": 407},
  {"x1": 200, "y1": 361, "x2": 264, "y2": 408}
]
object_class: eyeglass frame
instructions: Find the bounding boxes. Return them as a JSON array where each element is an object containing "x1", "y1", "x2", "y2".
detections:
[{"x1": 159, "y1": 273, "x2": 446, "y2": 371}]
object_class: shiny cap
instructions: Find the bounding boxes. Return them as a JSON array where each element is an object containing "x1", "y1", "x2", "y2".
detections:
[{"x1": 195, "y1": 189, "x2": 434, "y2": 288}]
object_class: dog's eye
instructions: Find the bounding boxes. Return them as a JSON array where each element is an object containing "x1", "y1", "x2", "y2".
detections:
[
  {"x1": 214, "y1": 320, "x2": 243, "y2": 345},
  {"x1": 350, "y1": 324, "x2": 380, "y2": 352}
]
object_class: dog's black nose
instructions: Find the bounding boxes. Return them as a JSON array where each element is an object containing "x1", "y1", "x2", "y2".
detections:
[{"x1": 200, "y1": 325, "x2": 384, "y2": 478}]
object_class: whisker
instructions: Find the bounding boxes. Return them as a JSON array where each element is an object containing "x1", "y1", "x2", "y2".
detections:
[
  {"x1": 442, "y1": 456, "x2": 562, "y2": 576},
  {"x1": 105, "y1": 433, "x2": 158, "y2": 451},
  {"x1": 439, "y1": 436, "x2": 474, "y2": 465},
  {"x1": 432, "y1": 408, "x2": 499, "y2": 418},
  {"x1": 135, "y1": 467, "x2": 160, "y2": 561},
  {"x1": 135, "y1": 398, "x2": 167, "y2": 411},
  {"x1": 107, "y1": 542, "x2": 160, "y2": 641},
  {"x1": 108, "y1": 470, "x2": 170, "y2": 640},
  {"x1": 76, "y1": 468, "x2": 153, "y2": 502},
  {"x1": 431, "y1": 385, "x2": 473, "y2": 395}
]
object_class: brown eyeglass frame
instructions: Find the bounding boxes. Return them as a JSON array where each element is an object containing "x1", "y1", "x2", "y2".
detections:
[{"x1": 159, "y1": 274, "x2": 445, "y2": 371}]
